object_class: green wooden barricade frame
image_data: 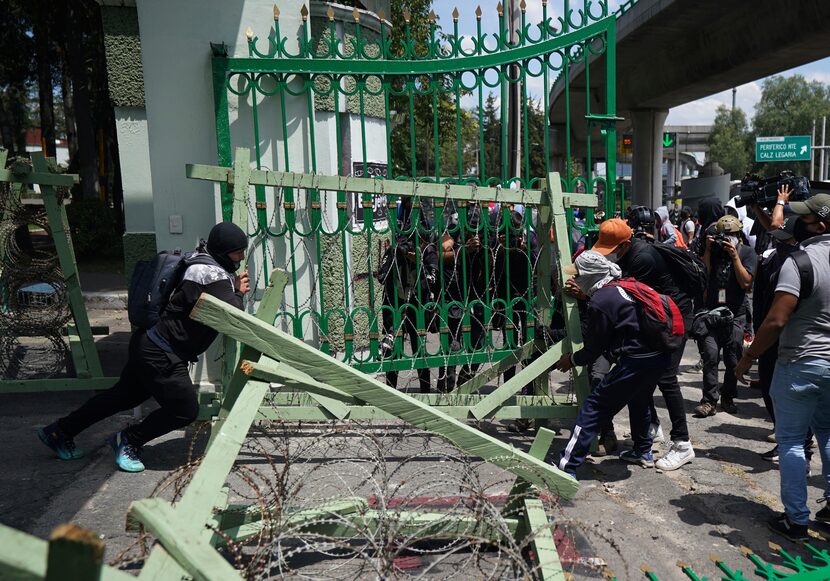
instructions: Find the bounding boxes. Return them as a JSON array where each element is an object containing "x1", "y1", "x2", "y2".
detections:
[{"x1": 0, "y1": 150, "x2": 118, "y2": 393}]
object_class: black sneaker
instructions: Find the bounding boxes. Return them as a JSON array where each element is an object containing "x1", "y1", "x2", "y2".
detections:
[
  {"x1": 816, "y1": 498, "x2": 830, "y2": 523},
  {"x1": 720, "y1": 398, "x2": 738, "y2": 414},
  {"x1": 760, "y1": 446, "x2": 779, "y2": 462},
  {"x1": 767, "y1": 513, "x2": 809, "y2": 542}
]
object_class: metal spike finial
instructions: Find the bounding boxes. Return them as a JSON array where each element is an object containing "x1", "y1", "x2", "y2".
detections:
[
  {"x1": 428, "y1": 9, "x2": 436, "y2": 23},
  {"x1": 272, "y1": 4, "x2": 279, "y2": 20},
  {"x1": 300, "y1": 4, "x2": 308, "y2": 20},
  {"x1": 403, "y1": 8, "x2": 411, "y2": 23},
  {"x1": 520, "y1": 0, "x2": 526, "y2": 11},
  {"x1": 497, "y1": 2, "x2": 504, "y2": 16},
  {"x1": 245, "y1": 26, "x2": 254, "y2": 41},
  {"x1": 475, "y1": 5, "x2": 482, "y2": 19},
  {"x1": 452, "y1": 7, "x2": 459, "y2": 21},
  {"x1": 353, "y1": 7, "x2": 360, "y2": 21},
  {"x1": 326, "y1": 5, "x2": 334, "y2": 20}
]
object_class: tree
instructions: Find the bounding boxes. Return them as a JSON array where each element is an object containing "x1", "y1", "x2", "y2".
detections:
[
  {"x1": 751, "y1": 75, "x2": 830, "y2": 175},
  {"x1": 0, "y1": 2, "x2": 35, "y2": 155},
  {"x1": 707, "y1": 104, "x2": 751, "y2": 178}
]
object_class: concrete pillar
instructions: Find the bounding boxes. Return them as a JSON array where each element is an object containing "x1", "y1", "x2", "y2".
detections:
[{"x1": 630, "y1": 109, "x2": 668, "y2": 208}]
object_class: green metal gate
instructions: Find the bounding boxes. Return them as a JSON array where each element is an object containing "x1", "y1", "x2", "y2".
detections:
[{"x1": 210, "y1": 1, "x2": 618, "y2": 377}]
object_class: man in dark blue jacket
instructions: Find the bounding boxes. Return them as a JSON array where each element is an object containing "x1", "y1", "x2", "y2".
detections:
[
  {"x1": 554, "y1": 251, "x2": 671, "y2": 478},
  {"x1": 38, "y1": 222, "x2": 250, "y2": 473}
]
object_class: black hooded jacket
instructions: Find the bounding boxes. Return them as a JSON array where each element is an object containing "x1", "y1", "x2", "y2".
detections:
[{"x1": 151, "y1": 223, "x2": 246, "y2": 362}]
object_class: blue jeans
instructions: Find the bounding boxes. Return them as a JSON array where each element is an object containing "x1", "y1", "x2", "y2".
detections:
[{"x1": 770, "y1": 357, "x2": 830, "y2": 525}]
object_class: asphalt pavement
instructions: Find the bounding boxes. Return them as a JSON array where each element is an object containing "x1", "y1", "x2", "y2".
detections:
[{"x1": 1, "y1": 288, "x2": 827, "y2": 579}]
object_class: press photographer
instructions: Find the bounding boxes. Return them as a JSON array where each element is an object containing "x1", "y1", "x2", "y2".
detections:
[{"x1": 693, "y1": 215, "x2": 757, "y2": 417}]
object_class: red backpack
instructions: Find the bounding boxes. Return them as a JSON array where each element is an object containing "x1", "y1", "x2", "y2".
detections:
[{"x1": 608, "y1": 279, "x2": 685, "y2": 352}]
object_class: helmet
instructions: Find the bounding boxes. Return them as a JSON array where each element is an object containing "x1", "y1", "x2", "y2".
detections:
[
  {"x1": 627, "y1": 205, "x2": 655, "y2": 229},
  {"x1": 716, "y1": 215, "x2": 742, "y2": 234}
]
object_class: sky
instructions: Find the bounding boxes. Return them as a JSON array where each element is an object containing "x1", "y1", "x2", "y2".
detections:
[{"x1": 432, "y1": 0, "x2": 830, "y2": 125}]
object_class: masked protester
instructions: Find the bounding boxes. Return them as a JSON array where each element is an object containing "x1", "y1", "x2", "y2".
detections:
[
  {"x1": 736, "y1": 193, "x2": 830, "y2": 542},
  {"x1": 553, "y1": 251, "x2": 671, "y2": 479},
  {"x1": 694, "y1": 215, "x2": 757, "y2": 417},
  {"x1": 38, "y1": 222, "x2": 250, "y2": 473}
]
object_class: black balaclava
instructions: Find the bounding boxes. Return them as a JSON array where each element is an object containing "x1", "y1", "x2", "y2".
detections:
[
  {"x1": 697, "y1": 197, "x2": 725, "y2": 230},
  {"x1": 206, "y1": 222, "x2": 247, "y2": 273}
]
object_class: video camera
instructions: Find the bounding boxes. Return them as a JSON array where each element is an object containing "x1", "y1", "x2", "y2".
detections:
[{"x1": 734, "y1": 171, "x2": 810, "y2": 208}]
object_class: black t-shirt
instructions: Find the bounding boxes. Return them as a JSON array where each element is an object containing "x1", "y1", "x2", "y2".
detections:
[
  {"x1": 705, "y1": 242, "x2": 757, "y2": 317},
  {"x1": 617, "y1": 238, "x2": 693, "y2": 317}
]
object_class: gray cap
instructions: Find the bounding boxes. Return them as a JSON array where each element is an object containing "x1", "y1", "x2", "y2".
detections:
[{"x1": 789, "y1": 193, "x2": 830, "y2": 223}]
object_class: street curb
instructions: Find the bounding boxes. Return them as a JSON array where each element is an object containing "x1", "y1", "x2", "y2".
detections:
[{"x1": 83, "y1": 291, "x2": 128, "y2": 310}]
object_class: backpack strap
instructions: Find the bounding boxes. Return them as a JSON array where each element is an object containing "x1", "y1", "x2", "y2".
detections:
[{"x1": 790, "y1": 250, "x2": 814, "y2": 303}]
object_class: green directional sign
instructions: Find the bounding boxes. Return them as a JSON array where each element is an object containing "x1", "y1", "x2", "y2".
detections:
[
  {"x1": 755, "y1": 135, "x2": 811, "y2": 162},
  {"x1": 662, "y1": 132, "x2": 675, "y2": 148}
]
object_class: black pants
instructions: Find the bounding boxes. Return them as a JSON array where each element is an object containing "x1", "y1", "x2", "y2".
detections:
[
  {"x1": 58, "y1": 331, "x2": 199, "y2": 447},
  {"x1": 558, "y1": 353, "x2": 670, "y2": 475},
  {"x1": 455, "y1": 303, "x2": 486, "y2": 387},
  {"x1": 697, "y1": 315, "x2": 745, "y2": 404},
  {"x1": 649, "y1": 315, "x2": 692, "y2": 441},
  {"x1": 383, "y1": 304, "x2": 430, "y2": 392}
]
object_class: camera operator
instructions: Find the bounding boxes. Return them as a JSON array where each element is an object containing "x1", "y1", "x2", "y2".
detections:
[
  {"x1": 586, "y1": 218, "x2": 696, "y2": 471},
  {"x1": 750, "y1": 184, "x2": 793, "y2": 253},
  {"x1": 693, "y1": 215, "x2": 756, "y2": 417},
  {"x1": 378, "y1": 202, "x2": 438, "y2": 393}
]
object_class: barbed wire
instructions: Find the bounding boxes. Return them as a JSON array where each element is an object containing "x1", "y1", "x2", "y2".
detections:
[
  {"x1": 0, "y1": 164, "x2": 72, "y2": 379},
  {"x1": 112, "y1": 419, "x2": 629, "y2": 579}
]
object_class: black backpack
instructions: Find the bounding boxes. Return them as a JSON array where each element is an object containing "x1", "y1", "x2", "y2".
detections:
[
  {"x1": 651, "y1": 243, "x2": 708, "y2": 305},
  {"x1": 128, "y1": 250, "x2": 217, "y2": 329},
  {"x1": 763, "y1": 249, "x2": 815, "y2": 312}
]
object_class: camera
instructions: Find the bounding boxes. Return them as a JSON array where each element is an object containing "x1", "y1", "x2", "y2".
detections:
[
  {"x1": 712, "y1": 233, "x2": 729, "y2": 246},
  {"x1": 734, "y1": 171, "x2": 810, "y2": 208}
]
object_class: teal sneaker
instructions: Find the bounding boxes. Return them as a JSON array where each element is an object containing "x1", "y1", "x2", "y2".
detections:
[
  {"x1": 38, "y1": 422, "x2": 84, "y2": 460},
  {"x1": 108, "y1": 431, "x2": 145, "y2": 472}
]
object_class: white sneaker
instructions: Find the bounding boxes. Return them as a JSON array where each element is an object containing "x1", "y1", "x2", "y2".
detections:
[
  {"x1": 648, "y1": 423, "x2": 665, "y2": 443},
  {"x1": 655, "y1": 441, "x2": 694, "y2": 471}
]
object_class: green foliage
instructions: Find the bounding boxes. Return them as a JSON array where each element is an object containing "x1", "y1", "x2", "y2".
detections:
[
  {"x1": 708, "y1": 104, "x2": 751, "y2": 178},
  {"x1": 65, "y1": 196, "x2": 122, "y2": 259},
  {"x1": 751, "y1": 75, "x2": 830, "y2": 175}
]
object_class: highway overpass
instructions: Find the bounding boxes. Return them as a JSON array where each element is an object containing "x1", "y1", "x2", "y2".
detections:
[{"x1": 549, "y1": 0, "x2": 830, "y2": 206}]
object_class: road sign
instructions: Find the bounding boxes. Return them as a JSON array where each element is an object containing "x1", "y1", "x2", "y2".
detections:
[
  {"x1": 755, "y1": 135, "x2": 811, "y2": 162},
  {"x1": 662, "y1": 132, "x2": 675, "y2": 148}
]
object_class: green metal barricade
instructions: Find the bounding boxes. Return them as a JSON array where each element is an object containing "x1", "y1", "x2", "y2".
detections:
[{"x1": 209, "y1": 2, "x2": 620, "y2": 382}]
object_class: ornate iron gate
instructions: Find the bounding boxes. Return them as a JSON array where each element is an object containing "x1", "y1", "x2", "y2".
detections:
[{"x1": 210, "y1": 1, "x2": 618, "y2": 379}]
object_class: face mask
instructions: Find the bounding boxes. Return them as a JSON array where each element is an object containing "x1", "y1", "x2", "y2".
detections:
[
  {"x1": 727, "y1": 235, "x2": 740, "y2": 247},
  {"x1": 793, "y1": 218, "x2": 817, "y2": 243}
]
